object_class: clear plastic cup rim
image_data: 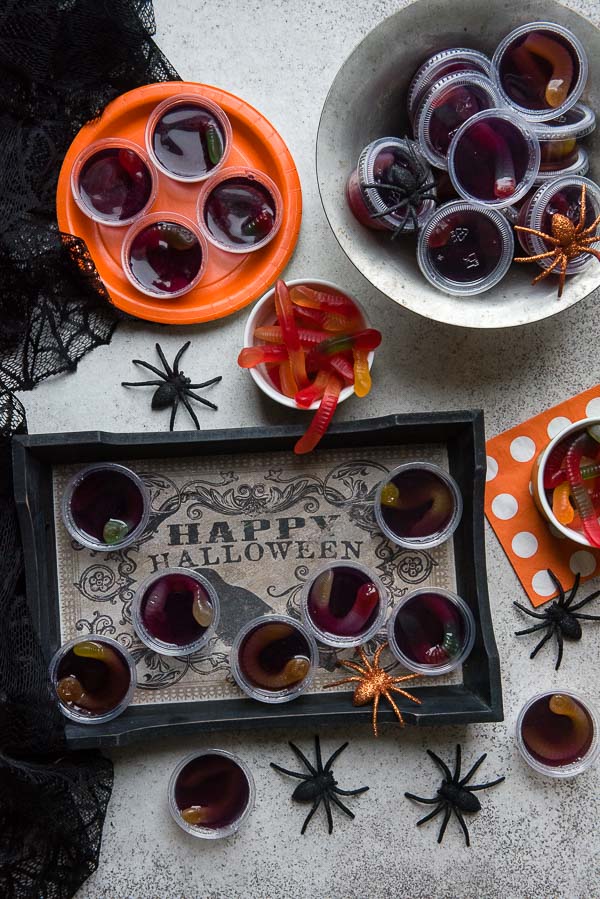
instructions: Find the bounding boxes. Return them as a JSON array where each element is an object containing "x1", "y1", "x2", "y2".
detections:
[
  {"x1": 145, "y1": 93, "x2": 233, "y2": 183},
  {"x1": 386, "y1": 587, "x2": 476, "y2": 675},
  {"x1": 61, "y1": 462, "x2": 151, "y2": 551},
  {"x1": 407, "y1": 48, "x2": 492, "y2": 121},
  {"x1": 230, "y1": 614, "x2": 319, "y2": 704},
  {"x1": 131, "y1": 567, "x2": 221, "y2": 656},
  {"x1": 168, "y1": 749, "x2": 256, "y2": 838},
  {"x1": 416, "y1": 200, "x2": 514, "y2": 296},
  {"x1": 532, "y1": 102, "x2": 595, "y2": 142},
  {"x1": 516, "y1": 690, "x2": 600, "y2": 778},
  {"x1": 121, "y1": 211, "x2": 209, "y2": 299},
  {"x1": 374, "y1": 462, "x2": 463, "y2": 549},
  {"x1": 415, "y1": 72, "x2": 502, "y2": 171},
  {"x1": 197, "y1": 165, "x2": 283, "y2": 254},
  {"x1": 242, "y1": 278, "x2": 373, "y2": 410},
  {"x1": 48, "y1": 634, "x2": 137, "y2": 724},
  {"x1": 70, "y1": 137, "x2": 158, "y2": 227},
  {"x1": 300, "y1": 560, "x2": 388, "y2": 648},
  {"x1": 448, "y1": 108, "x2": 541, "y2": 208},
  {"x1": 491, "y1": 21, "x2": 589, "y2": 122},
  {"x1": 533, "y1": 146, "x2": 589, "y2": 184}
]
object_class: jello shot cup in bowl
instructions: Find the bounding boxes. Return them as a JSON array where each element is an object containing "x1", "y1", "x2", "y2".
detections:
[
  {"x1": 145, "y1": 93, "x2": 232, "y2": 182},
  {"x1": 532, "y1": 417, "x2": 600, "y2": 547},
  {"x1": 407, "y1": 48, "x2": 492, "y2": 125},
  {"x1": 197, "y1": 166, "x2": 283, "y2": 254},
  {"x1": 242, "y1": 279, "x2": 374, "y2": 410},
  {"x1": 533, "y1": 103, "x2": 595, "y2": 172},
  {"x1": 70, "y1": 137, "x2": 158, "y2": 227}
]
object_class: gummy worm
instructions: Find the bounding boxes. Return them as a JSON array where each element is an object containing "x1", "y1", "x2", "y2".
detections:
[
  {"x1": 295, "y1": 369, "x2": 329, "y2": 408},
  {"x1": 565, "y1": 432, "x2": 600, "y2": 547},
  {"x1": 204, "y1": 124, "x2": 223, "y2": 165},
  {"x1": 310, "y1": 568, "x2": 380, "y2": 635},
  {"x1": 353, "y1": 348, "x2": 371, "y2": 398},
  {"x1": 242, "y1": 623, "x2": 310, "y2": 689},
  {"x1": 543, "y1": 441, "x2": 569, "y2": 489},
  {"x1": 254, "y1": 325, "x2": 328, "y2": 347},
  {"x1": 552, "y1": 480, "x2": 574, "y2": 525},
  {"x1": 294, "y1": 373, "x2": 342, "y2": 455},
  {"x1": 192, "y1": 593, "x2": 214, "y2": 628},
  {"x1": 471, "y1": 121, "x2": 516, "y2": 199},
  {"x1": 290, "y1": 285, "x2": 358, "y2": 318},
  {"x1": 522, "y1": 33, "x2": 574, "y2": 108},
  {"x1": 56, "y1": 641, "x2": 126, "y2": 713},
  {"x1": 238, "y1": 345, "x2": 288, "y2": 368}
]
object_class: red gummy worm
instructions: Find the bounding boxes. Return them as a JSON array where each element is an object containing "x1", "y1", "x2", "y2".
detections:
[
  {"x1": 294, "y1": 374, "x2": 342, "y2": 454},
  {"x1": 470, "y1": 121, "x2": 516, "y2": 199},
  {"x1": 291, "y1": 285, "x2": 358, "y2": 318},
  {"x1": 565, "y1": 433, "x2": 600, "y2": 546},
  {"x1": 275, "y1": 280, "x2": 308, "y2": 388},
  {"x1": 238, "y1": 345, "x2": 288, "y2": 368}
]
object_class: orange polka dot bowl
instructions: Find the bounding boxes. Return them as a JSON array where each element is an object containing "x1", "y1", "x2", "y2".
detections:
[{"x1": 532, "y1": 417, "x2": 600, "y2": 547}]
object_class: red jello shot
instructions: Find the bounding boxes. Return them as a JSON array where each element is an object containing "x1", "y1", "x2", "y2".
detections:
[
  {"x1": 532, "y1": 146, "x2": 589, "y2": 186},
  {"x1": 448, "y1": 109, "x2": 540, "y2": 208},
  {"x1": 122, "y1": 212, "x2": 207, "y2": 298},
  {"x1": 169, "y1": 750, "x2": 255, "y2": 839},
  {"x1": 515, "y1": 175, "x2": 600, "y2": 280},
  {"x1": 516, "y1": 691, "x2": 599, "y2": 778},
  {"x1": 71, "y1": 138, "x2": 157, "y2": 227},
  {"x1": 414, "y1": 71, "x2": 501, "y2": 170},
  {"x1": 533, "y1": 103, "x2": 595, "y2": 171},
  {"x1": 146, "y1": 94, "x2": 232, "y2": 182},
  {"x1": 492, "y1": 21, "x2": 588, "y2": 122},
  {"x1": 407, "y1": 48, "x2": 492, "y2": 124},
  {"x1": 346, "y1": 137, "x2": 436, "y2": 234},
  {"x1": 198, "y1": 166, "x2": 282, "y2": 253}
]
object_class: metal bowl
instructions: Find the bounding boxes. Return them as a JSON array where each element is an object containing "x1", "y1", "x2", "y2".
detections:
[{"x1": 316, "y1": 0, "x2": 600, "y2": 329}]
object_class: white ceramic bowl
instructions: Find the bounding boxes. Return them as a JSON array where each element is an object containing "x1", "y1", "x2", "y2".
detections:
[
  {"x1": 533, "y1": 417, "x2": 600, "y2": 547},
  {"x1": 242, "y1": 278, "x2": 373, "y2": 410}
]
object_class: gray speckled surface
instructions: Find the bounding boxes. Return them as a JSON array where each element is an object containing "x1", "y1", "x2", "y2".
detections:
[{"x1": 18, "y1": 1, "x2": 600, "y2": 896}]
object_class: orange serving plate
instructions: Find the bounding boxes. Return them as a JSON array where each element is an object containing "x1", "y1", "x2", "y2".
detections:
[{"x1": 56, "y1": 82, "x2": 302, "y2": 324}]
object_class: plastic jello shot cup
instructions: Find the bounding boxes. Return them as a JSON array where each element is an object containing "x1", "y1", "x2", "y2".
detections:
[
  {"x1": 516, "y1": 691, "x2": 599, "y2": 778},
  {"x1": 407, "y1": 48, "x2": 492, "y2": 124},
  {"x1": 533, "y1": 103, "x2": 595, "y2": 171}
]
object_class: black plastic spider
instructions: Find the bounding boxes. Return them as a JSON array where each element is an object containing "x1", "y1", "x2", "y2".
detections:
[
  {"x1": 270, "y1": 736, "x2": 369, "y2": 835},
  {"x1": 514, "y1": 570, "x2": 600, "y2": 670},
  {"x1": 122, "y1": 341, "x2": 221, "y2": 431},
  {"x1": 362, "y1": 140, "x2": 436, "y2": 238},
  {"x1": 405, "y1": 745, "x2": 504, "y2": 847}
]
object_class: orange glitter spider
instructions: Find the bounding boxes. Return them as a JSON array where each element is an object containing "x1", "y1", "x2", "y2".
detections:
[
  {"x1": 324, "y1": 641, "x2": 421, "y2": 737},
  {"x1": 514, "y1": 184, "x2": 600, "y2": 298}
]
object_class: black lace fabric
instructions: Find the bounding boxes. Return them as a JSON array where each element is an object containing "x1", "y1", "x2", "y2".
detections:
[{"x1": 0, "y1": 2, "x2": 181, "y2": 895}]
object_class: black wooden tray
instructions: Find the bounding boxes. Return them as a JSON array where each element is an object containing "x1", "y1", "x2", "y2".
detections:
[{"x1": 12, "y1": 411, "x2": 502, "y2": 749}]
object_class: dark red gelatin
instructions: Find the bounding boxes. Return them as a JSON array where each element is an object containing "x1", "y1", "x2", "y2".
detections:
[
  {"x1": 141, "y1": 573, "x2": 212, "y2": 646},
  {"x1": 70, "y1": 468, "x2": 144, "y2": 543},
  {"x1": 426, "y1": 84, "x2": 495, "y2": 157},
  {"x1": 521, "y1": 694, "x2": 594, "y2": 766},
  {"x1": 499, "y1": 30, "x2": 579, "y2": 111},
  {"x1": 152, "y1": 104, "x2": 226, "y2": 179},
  {"x1": 56, "y1": 643, "x2": 131, "y2": 715},
  {"x1": 78, "y1": 147, "x2": 153, "y2": 222},
  {"x1": 394, "y1": 592, "x2": 466, "y2": 666},
  {"x1": 203, "y1": 177, "x2": 277, "y2": 248},
  {"x1": 426, "y1": 210, "x2": 504, "y2": 282},
  {"x1": 307, "y1": 566, "x2": 380, "y2": 637},
  {"x1": 380, "y1": 468, "x2": 455, "y2": 541},
  {"x1": 174, "y1": 754, "x2": 250, "y2": 828},
  {"x1": 238, "y1": 621, "x2": 311, "y2": 691},
  {"x1": 128, "y1": 221, "x2": 203, "y2": 294},
  {"x1": 453, "y1": 117, "x2": 531, "y2": 201}
]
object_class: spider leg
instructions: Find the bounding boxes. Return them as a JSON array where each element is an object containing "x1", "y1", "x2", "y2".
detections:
[
  {"x1": 404, "y1": 792, "x2": 440, "y2": 805},
  {"x1": 579, "y1": 211, "x2": 600, "y2": 236},
  {"x1": 372, "y1": 691, "x2": 380, "y2": 738},
  {"x1": 323, "y1": 676, "x2": 363, "y2": 689},
  {"x1": 391, "y1": 206, "x2": 410, "y2": 239},
  {"x1": 459, "y1": 752, "x2": 486, "y2": 787},
  {"x1": 332, "y1": 785, "x2": 369, "y2": 796},
  {"x1": 514, "y1": 249, "x2": 560, "y2": 263},
  {"x1": 300, "y1": 797, "x2": 321, "y2": 835},
  {"x1": 188, "y1": 376, "x2": 223, "y2": 389},
  {"x1": 547, "y1": 570, "x2": 567, "y2": 605},
  {"x1": 557, "y1": 255, "x2": 568, "y2": 298},
  {"x1": 453, "y1": 744, "x2": 462, "y2": 783},
  {"x1": 323, "y1": 794, "x2": 334, "y2": 834},
  {"x1": 335, "y1": 660, "x2": 368, "y2": 676},
  {"x1": 532, "y1": 253, "x2": 562, "y2": 284},
  {"x1": 269, "y1": 763, "x2": 308, "y2": 779},
  {"x1": 172, "y1": 341, "x2": 191, "y2": 376},
  {"x1": 416, "y1": 803, "x2": 445, "y2": 828},
  {"x1": 371, "y1": 643, "x2": 385, "y2": 669},
  {"x1": 468, "y1": 775, "x2": 505, "y2": 791},
  {"x1": 514, "y1": 225, "x2": 561, "y2": 245},
  {"x1": 358, "y1": 646, "x2": 374, "y2": 671},
  {"x1": 571, "y1": 611, "x2": 600, "y2": 620},
  {"x1": 314, "y1": 735, "x2": 323, "y2": 773},
  {"x1": 391, "y1": 673, "x2": 421, "y2": 685},
  {"x1": 437, "y1": 805, "x2": 452, "y2": 844},
  {"x1": 155, "y1": 343, "x2": 174, "y2": 378},
  {"x1": 576, "y1": 185, "x2": 587, "y2": 234},
  {"x1": 289, "y1": 741, "x2": 317, "y2": 776},
  {"x1": 555, "y1": 630, "x2": 564, "y2": 671},
  {"x1": 427, "y1": 749, "x2": 452, "y2": 782},
  {"x1": 184, "y1": 389, "x2": 218, "y2": 411},
  {"x1": 131, "y1": 360, "x2": 169, "y2": 380},
  {"x1": 453, "y1": 807, "x2": 471, "y2": 848},
  {"x1": 323, "y1": 741, "x2": 348, "y2": 773},
  {"x1": 169, "y1": 396, "x2": 179, "y2": 432},
  {"x1": 515, "y1": 623, "x2": 548, "y2": 636},
  {"x1": 329, "y1": 793, "x2": 356, "y2": 819},
  {"x1": 389, "y1": 683, "x2": 422, "y2": 705},
  {"x1": 409, "y1": 206, "x2": 419, "y2": 233},
  {"x1": 513, "y1": 601, "x2": 546, "y2": 619},
  {"x1": 180, "y1": 395, "x2": 201, "y2": 430},
  {"x1": 529, "y1": 628, "x2": 554, "y2": 659},
  {"x1": 383, "y1": 690, "x2": 405, "y2": 726},
  {"x1": 581, "y1": 246, "x2": 600, "y2": 262},
  {"x1": 571, "y1": 586, "x2": 600, "y2": 611},
  {"x1": 371, "y1": 200, "x2": 409, "y2": 219},
  {"x1": 121, "y1": 380, "x2": 164, "y2": 387}
]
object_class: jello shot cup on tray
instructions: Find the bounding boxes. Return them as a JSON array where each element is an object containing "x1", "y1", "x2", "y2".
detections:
[
  {"x1": 374, "y1": 462, "x2": 462, "y2": 550},
  {"x1": 346, "y1": 137, "x2": 436, "y2": 235},
  {"x1": 145, "y1": 93, "x2": 232, "y2": 182},
  {"x1": 387, "y1": 588, "x2": 476, "y2": 676},
  {"x1": 448, "y1": 108, "x2": 541, "y2": 208},
  {"x1": 49, "y1": 635, "x2": 137, "y2": 724},
  {"x1": 300, "y1": 561, "x2": 387, "y2": 648},
  {"x1": 197, "y1": 166, "x2": 283, "y2": 254},
  {"x1": 168, "y1": 750, "x2": 255, "y2": 839},
  {"x1": 491, "y1": 21, "x2": 588, "y2": 122},
  {"x1": 70, "y1": 137, "x2": 158, "y2": 227},
  {"x1": 121, "y1": 211, "x2": 208, "y2": 299},
  {"x1": 132, "y1": 568, "x2": 220, "y2": 656},
  {"x1": 414, "y1": 71, "x2": 501, "y2": 171},
  {"x1": 61, "y1": 462, "x2": 150, "y2": 551},
  {"x1": 230, "y1": 614, "x2": 318, "y2": 704},
  {"x1": 407, "y1": 48, "x2": 492, "y2": 124},
  {"x1": 417, "y1": 201, "x2": 514, "y2": 296},
  {"x1": 516, "y1": 691, "x2": 599, "y2": 778}
]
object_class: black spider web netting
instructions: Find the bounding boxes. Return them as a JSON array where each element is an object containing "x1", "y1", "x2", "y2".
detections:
[{"x1": 0, "y1": 2, "x2": 181, "y2": 896}]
